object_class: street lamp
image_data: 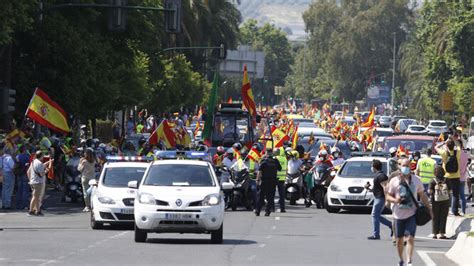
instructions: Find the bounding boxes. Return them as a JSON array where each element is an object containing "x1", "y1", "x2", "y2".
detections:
[{"x1": 391, "y1": 32, "x2": 396, "y2": 115}]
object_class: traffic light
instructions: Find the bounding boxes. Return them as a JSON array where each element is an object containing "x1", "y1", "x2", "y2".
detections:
[
  {"x1": 1, "y1": 88, "x2": 15, "y2": 113},
  {"x1": 165, "y1": 0, "x2": 182, "y2": 33},
  {"x1": 108, "y1": 0, "x2": 127, "y2": 31}
]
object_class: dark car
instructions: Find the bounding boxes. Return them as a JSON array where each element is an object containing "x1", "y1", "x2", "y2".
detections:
[{"x1": 299, "y1": 138, "x2": 352, "y2": 159}]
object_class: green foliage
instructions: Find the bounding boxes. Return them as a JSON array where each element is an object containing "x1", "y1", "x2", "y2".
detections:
[
  {"x1": 285, "y1": 0, "x2": 411, "y2": 103},
  {"x1": 148, "y1": 54, "x2": 210, "y2": 113},
  {"x1": 239, "y1": 19, "x2": 293, "y2": 104},
  {"x1": 0, "y1": 0, "x2": 36, "y2": 45}
]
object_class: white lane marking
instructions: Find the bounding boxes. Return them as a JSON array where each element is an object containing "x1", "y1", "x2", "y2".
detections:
[
  {"x1": 109, "y1": 231, "x2": 128, "y2": 239},
  {"x1": 417, "y1": 250, "x2": 445, "y2": 266},
  {"x1": 275, "y1": 216, "x2": 280, "y2": 221},
  {"x1": 247, "y1": 255, "x2": 256, "y2": 261},
  {"x1": 258, "y1": 244, "x2": 266, "y2": 248},
  {"x1": 87, "y1": 245, "x2": 95, "y2": 248},
  {"x1": 266, "y1": 235, "x2": 272, "y2": 239},
  {"x1": 271, "y1": 226, "x2": 277, "y2": 230},
  {"x1": 38, "y1": 260, "x2": 58, "y2": 266},
  {"x1": 0, "y1": 258, "x2": 8, "y2": 261},
  {"x1": 26, "y1": 259, "x2": 50, "y2": 262},
  {"x1": 57, "y1": 256, "x2": 65, "y2": 260}
]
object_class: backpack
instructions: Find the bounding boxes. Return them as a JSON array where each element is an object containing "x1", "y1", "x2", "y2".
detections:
[
  {"x1": 445, "y1": 150, "x2": 458, "y2": 173},
  {"x1": 434, "y1": 182, "x2": 450, "y2": 202}
]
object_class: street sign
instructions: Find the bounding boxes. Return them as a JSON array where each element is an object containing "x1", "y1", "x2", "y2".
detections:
[
  {"x1": 440, "y1": 92, "x2": 454, "y2": 111},
  {"x1": 274, "y1": 86, "x2": 283, "y2": 96}
]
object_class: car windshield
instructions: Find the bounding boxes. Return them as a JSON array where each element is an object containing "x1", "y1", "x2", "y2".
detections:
[
  {"x1": 410, "y1": 126, "x2": 425, "y2": 131},
  {"x1": 383, "y1": 139, "x2": 433, "y2": 152},
  {"x1": 380, "y1": 116, "x2": 391, "y2": 121},
  {"x1": 102, "y1": 167, "x2": 147, "y2": 187},
  {"x1": 430, "y1": 122, "x2": 446, "y2": 127},
  {"x1": 144, "y1": 164, "x2": 215, "y2": 187},
  {"x1": 300, "y1": 141, "x2": 352, "y2": 158},
  {"x1": 292, "y1": 118, "x2": 314, "y2": 124},
  {"x1": 339, "y1": 161, "x2": 387, "y2": 177}
]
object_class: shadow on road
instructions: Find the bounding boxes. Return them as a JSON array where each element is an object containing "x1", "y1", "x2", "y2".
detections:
[{"x1": 146, "y1": 238, "x2": 257, "y2": 245}]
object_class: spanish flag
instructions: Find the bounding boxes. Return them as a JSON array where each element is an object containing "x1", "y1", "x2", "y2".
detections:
[
  {"x1": 26, "y1": 88, "x2": 71, "y2": 134},
  {"x1": 241, "y1": 65, "x2": 257, "y2": 119},
  {"x1": 271, "y1": 126, "x2": 290, "y2": 148},
  {"x1": 148, "y1": 120, "x2": 177, "y2": 148},
  {"x1": 247, "y1": 147, "x2": 262, "y2": 162},
  {"x1": 361, "y1": 106, "x2": 375, "y2": 128}
]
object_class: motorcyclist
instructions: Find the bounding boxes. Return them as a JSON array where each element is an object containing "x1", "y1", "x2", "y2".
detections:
[
  {"x1": 244, "y1": 152, "x2": 258, "y2": 211},
  {"x1": 331, "y1": 147, "x2": 345, "y2": 168},
  {"x1": 315, "y1": 149, "x2": 333, "y2": 168},
  {"x1": 212, "y1": 146, "x2": 225, "y2": 167},
  {"x1": 223, "y1": 148, "x2": 235, "y2": 169}
]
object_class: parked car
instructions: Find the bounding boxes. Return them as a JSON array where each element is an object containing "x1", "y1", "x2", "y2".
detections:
[
  {"x1": 396, "y1": 119, "x2": 417, "y2": 132},
  {"x1": 427, "y1": 120, "x2": 448, "y2": 135},
  {"x1": 379, "y1": 116, "x2": 392, "y2": 128}
]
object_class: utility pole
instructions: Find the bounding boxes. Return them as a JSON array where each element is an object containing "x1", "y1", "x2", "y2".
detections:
[{"x1": 391, "y1": 32, "x2": 396, "y2": 115}]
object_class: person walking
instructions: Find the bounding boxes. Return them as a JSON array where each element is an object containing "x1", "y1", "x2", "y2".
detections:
[
  {"x1": 78, "y1": 148, "x2": 96, "y2": 212},
  {"x1": 28, "y1": 151, "x2": 47, "y2": 216},
  {"x1": 1, "y1": 146, "x2": 15, "y2": 210},
  {"x1": 415, "y1": 148, "x2": 436, "y2": 193},
  {"x1": 366, "y1": 159, "x2": 392, "y2": 240},
  {"x1": 274, "y1": 147, "x2": 287, "y2": 212},
  {"x1": 255, "y1": 149, "x2": 281, "y2": 217},
  {"x1": 429, "y1": 166, "x2": 451, "y2": 239},
  {"x1": 386, "y1": 159, "x2": 432, "y2": 266},
  {"x1": 435, "y1": 139, "x2": 461, "y2": 216},
  {"x1": 15, "y1": 145, "x2": 31, "y2": 210}
]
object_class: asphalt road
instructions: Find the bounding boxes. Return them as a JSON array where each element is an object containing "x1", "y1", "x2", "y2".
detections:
[{"x1": 0, "y1": 194, "x2": 456, "y2": 266}]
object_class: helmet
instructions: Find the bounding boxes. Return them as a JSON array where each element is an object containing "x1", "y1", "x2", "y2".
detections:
[
  {"x1": 290, "y1": 150, "x2": 299, "y2": 158},
  {"x1": 285, "y1": 147, "x2": 293, "y2": 153},
  {"x1": 216, "y1": 146, "x2": 225, "y2": 155},
  {"x1": 232, "y1": 142, "x2": 242, "y2": 151},
  {"x1": 389, "y1": 147, "x2": 397, "y2": 154},
  {"x1": 252, "y1": 143, "x2": 263, "y2": 152},
  {"x1": 196, "y1": 144, "x2": 208, "y2": 152},
  {"x1": 226, "y1": 148, "x2": 234, "y2": 154},
  {"x1": 318, "y1": 149, "x2": 328, "y2": 156},
  {"x1": 330, "y1": 147, "x2": 340, "y2": 154}
]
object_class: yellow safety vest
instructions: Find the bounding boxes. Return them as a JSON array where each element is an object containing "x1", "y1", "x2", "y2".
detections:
[
  {"x1": 418, "y1": 157, "x2": 436, "y2": 184},
  {"x1": 249, "y1": 160, "x2": 256, "y2": 180},
  {"x1": 276, "y1": 155, "x2": 288, "y2": 181}
]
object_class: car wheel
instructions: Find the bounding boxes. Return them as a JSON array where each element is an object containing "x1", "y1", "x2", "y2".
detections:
[
  {"x1": 90, "y1": 209, "x2": 103, "y2": 230},
  {"x1": 324, "y1": 196, "x2": 340, "y2": 213},
  {"x1": 134, "y1": 224, "x2": 147, "y2": 243},
  {"x1": 289, "y1": 197, "x2": 297, "y2": 205},
  {"x1": 231, "y1": 195, "x2": 239, "y2": 211},
  {"x1": 211, "y1": 224, "x2": 223, "y2": 244}
]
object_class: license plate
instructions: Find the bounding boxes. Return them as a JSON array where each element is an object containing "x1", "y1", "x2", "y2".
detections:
[
  {"x1": 120, "y1": 208, "x2": 134, "y2": 214},
  {"x1": 165, "y1": 213, "x2": 193, "y2": 220},
  {"x1": 345, "y1": 195, "x2": 365, "y2": 200}
]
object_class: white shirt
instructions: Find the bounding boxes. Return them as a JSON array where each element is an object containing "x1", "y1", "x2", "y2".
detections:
[
  {"x1": 30, "y1": 158, "x2": 45, "y2": 185},
  {"x1": 223, "y1": 157, "x2": 235, "y2": 169},
  {"x1": 288, "y1": 159, "x2": 303, "y2": 175}
]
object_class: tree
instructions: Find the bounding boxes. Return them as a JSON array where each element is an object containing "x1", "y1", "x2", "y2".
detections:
[{"x1": 239, "y1": 19, "x2": 293, "y2": 104}]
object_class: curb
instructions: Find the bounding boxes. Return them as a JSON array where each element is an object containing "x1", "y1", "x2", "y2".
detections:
[
  {"x1": 446, "y1": 231, "x2": 474, "y2": 265},
  {"x1": 446, "y1": 215, "x2": 474, "y2": 238}
]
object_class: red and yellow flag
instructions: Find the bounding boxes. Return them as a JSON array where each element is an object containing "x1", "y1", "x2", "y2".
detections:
[
  {"x1": 271, "y1": 126, "x2": 290, "y2": 148},
  {"x1": 241, "y1": 65, "x2": 257, "y2": 119},
  {"x1": 247, "y1": 147, "x2": 262, "y2": 162},
  {"x1": 148, "y1": 120, "x2": 177, "y2": 148},
  {"x1": 437, "y1": 133, "x2": 444, "y2": 142},
  {"x1": 361, "y1": 106, "x2": 375, "y2": 128},
  {"x1": 291, "y1": 126, "x2": 299, "y2": 149},
  {"x1": 26, "y1": 88, "x2": 70, "y2": 134}
]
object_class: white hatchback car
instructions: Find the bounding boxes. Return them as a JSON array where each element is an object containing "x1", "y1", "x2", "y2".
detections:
[
  {"x1": 325, "y1": 156, "x2": 398, "y2": 213},
  {"x1": 90, "y1": 161, "x2": 149, "y2": 229},
  {"x1": 130, "y1": 160, "x2": 225, "y2": 243}
]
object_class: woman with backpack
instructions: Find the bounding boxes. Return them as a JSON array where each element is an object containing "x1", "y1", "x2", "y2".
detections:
[
  {"x1": 428, "y1": 166, "x2": 451, "y2": 239},
  {"x1": 435, "y1": 138, "x2": 461, "y2": 216}
]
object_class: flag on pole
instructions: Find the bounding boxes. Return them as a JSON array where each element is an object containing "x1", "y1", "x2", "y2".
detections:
[
  {"x1": 247, "y1": 147, "x2": 262, "y2": 162},
  {"x1": 241, "y1": 65, "x2": 257, "y2": 121},
  {"x1": 148, "y1": 120, "x2": 177, "y2": 148},
  {"x1": 271, "y1": 126, "x2": 290, "y2": 148},
  {"x1": 291, "y1": 126, "x2": 299, "y2": 149},
  {"x1": 361, "y1": 106, "x2": 375, "y2": 127},
  {"x1": 26, "y1": 88, "x2": 71, "y2": 134},
  {"x1": 202, "y1": 73, "x2": 218, "y2": 141}
]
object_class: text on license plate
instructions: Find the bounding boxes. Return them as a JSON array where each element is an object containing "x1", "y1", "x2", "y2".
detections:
[
  {"x1": 120, "y1": 208, "x2": 134, "y2": 214},
  {"x1": 165, "y1": 213, "x2": 193, "y2": 220},
  {"x1": 345, "y1": 195, "x2": 365, "y2": 200}
]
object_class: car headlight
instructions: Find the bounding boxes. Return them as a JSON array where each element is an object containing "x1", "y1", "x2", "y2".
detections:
[
  {"x1": 202, "y1": 194, "x2": 221, "y2": 206},
  {"x1": 98, "y1": 197, "x2": 115, "y2": 204},
  {"x1": 330, "y1": 184, "x2": 342, "y2": 192},
  {"x1": 138, "y1": 193, "x2": 155, "y2": 205}
]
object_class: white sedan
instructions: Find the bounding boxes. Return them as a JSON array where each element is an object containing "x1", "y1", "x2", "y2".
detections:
[
  {"x1": 131, "y1": 160, "x2": 225, "y2": 243},
  {"x1": 90, "y1": 161, "x2": 149, "y2": 229},
  {"x1": 325, "y1": 156, "x2": 397, "y2": 213}
]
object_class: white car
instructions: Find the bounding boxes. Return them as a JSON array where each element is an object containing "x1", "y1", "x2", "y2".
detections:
[
  {"x1": 131, "y1": 160, "x2": 225, "y2": 243},
  {"x1": 90, "y1": 161, "x2": 149, "y2": 229},
  {"x1": 427, "y1": 120, "x2": 448, "y2": 135},
  {"x1": 405, "y1": 125, "x2": 429, "y2": 134},
  {"x1": 325, "y1": 156, "x2": 398, "y2": 213}
]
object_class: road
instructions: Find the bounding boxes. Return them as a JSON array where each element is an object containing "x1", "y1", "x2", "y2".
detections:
[{"x1": 0, "y1": 194, "x2": 456, "y2": 266}]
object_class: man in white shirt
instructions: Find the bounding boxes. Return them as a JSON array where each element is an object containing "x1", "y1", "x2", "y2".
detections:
[
  {"x1": 287, "y1": 151, "x2": 303, "y2": 175},
  {"x1": 28, "y1": 151, "x2": 47, "y2": 216},
  {"x1": 1, "y1": 146, "x2": 15, "y2": 209}
]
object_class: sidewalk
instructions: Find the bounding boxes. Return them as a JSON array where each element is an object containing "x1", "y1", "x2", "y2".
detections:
[{"x1": 445, "y1": 201, "x2": 474, "y2": 265}]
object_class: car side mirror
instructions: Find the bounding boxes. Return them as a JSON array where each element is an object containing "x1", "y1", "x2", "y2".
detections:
[
  {"x1": 128, "y1": 180, "x2": 138, "y2": 189},
  {"x1": 221, "y1": 182, "x2": 233, "y2": 190},
  {"x1": 88, "y1": 179, "x2": 98, "y2": 186}
]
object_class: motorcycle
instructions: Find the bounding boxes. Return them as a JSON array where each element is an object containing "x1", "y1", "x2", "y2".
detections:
[
  {"x1": 285, "y1": 172, "x2": 304, "y2": 205},
  {"x1": 62, "y1": 155, "x2": 83, "y2": 203},
  {"x1": 228, "y1": 164, "x2": 254, "y2": 211},
  {"x1": 311, "y1": 164, "x2": 335, "y2": 209}
]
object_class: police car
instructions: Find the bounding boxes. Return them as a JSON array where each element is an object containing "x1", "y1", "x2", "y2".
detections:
[
  {"x1": 325, "y1": 153, "x2": 398, "y2": 213},
  {"x1": 130, "y1": 151, "x2": 226, "y2": 243},
  {"x1": 89, "y1": 156, "x2": 150, "y2": 229}
]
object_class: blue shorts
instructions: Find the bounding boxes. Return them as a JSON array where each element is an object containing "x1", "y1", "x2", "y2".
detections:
[{"x1": 395, "y1": 215, "x2": 417, "y2": 238}]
